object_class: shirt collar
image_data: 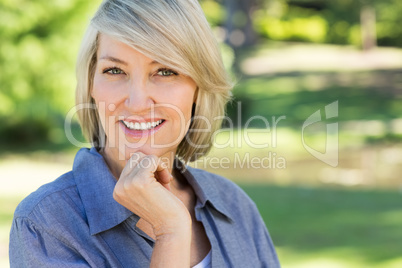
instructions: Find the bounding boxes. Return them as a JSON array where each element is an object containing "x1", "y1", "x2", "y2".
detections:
[
  {"x1": 73, "y1": 147, "x2": 134, "y2": 235},
  {"x1": 73, "y1": 148, "x2": 233, "y2": 235},
  {"x1": 175, "y1": 159, "x2": 234, "y2": 222}
]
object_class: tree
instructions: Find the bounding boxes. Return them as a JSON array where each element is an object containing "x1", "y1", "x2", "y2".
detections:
[
  {"x1": 360, "y1": 2, "x2": 377, "y2": 50},
  {"x1": 223, "y1": 0, "x2": 258, "y2": 48},
  {"x1": 0, "y1": 0, "x2": 101, "y2": 145}
]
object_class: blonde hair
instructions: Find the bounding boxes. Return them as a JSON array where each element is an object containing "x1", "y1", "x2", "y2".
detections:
[{"x1": 76, "y1": 0, "x2": 233, "y2": 162}]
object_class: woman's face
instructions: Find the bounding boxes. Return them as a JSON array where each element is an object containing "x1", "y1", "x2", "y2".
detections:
[{"x1": 92, "y1": 34, "x2": 197, "y2": 166}]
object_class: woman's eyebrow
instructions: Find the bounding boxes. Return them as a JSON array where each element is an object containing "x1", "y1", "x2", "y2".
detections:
[
  {"x1": 99, "y1": 56, "x2": 128, "y2": 65},
  {"x1": 150, "y1": 60, "x2": 161, "y2": 65},
  {"x1": 99, "y1": 57, "x2": 160, "y2": 66}
]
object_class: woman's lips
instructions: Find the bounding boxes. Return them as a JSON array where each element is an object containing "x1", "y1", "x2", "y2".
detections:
[
  {"x1": 122, "y1": 119, "x2": 164, "y2": 130},
  {"x1": 120, "y1": 119, "x2": 165, "y2": 139}
]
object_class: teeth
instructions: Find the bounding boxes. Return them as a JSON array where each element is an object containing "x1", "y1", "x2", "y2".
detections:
[{"x1": 123, "y1": 120, "x2": 163, "y2": 130}]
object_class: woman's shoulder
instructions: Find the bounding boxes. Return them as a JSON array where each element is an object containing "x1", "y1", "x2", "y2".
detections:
[
  {"x1": 13, "y1": 171, "x2": 79, "y2": 220},
  {"x1": 14, "y1": 147, "x2": 97, "y2": 221}
]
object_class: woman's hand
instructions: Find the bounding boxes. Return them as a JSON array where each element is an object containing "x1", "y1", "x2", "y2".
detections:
[
  {"x1": 113, "y1": 153, "x2": 192, "y2": 267},
  {"x1": 113, "y1": 152, "x2": 191, "y2": 236}
]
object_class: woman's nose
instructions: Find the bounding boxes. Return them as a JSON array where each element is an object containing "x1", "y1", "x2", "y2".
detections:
[{"x1": 125, "y1": 80, "x2": 155, "y2": 112}]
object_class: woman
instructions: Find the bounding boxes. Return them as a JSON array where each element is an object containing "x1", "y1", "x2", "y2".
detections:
[{"x1": 10, "y1": 0, "x2": 280, "y2": 267}]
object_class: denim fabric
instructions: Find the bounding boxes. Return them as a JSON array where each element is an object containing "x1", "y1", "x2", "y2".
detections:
[{"x1": 9, "y1": 147, "x2": 280, "y2": 267}]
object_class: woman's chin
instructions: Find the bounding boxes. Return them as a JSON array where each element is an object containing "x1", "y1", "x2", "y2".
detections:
[{"x1": 123, "y1": 147, "x2": 159, "y2": 159}]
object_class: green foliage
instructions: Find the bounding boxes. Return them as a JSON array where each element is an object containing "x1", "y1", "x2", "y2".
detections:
[
  {"x1": 253, "y1": 0, "x2": 402, "y2": 47},
  {"x1": 0, "y1": 0, "x2": 101, "y2": 146},
  {"x1": 374, "y1": 0, "x2": 402, "y2": 46},
  {"x1": 200, "y1": 0, "x2": 226, "y2": 27},
  {"x1": 254, "y1": 9, "x2": 328, "y2": 43}
]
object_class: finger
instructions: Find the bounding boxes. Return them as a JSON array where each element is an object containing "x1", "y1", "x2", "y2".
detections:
[
  {"x1": 121, "y1": 152, "x2": 146, "y2": 177},
  {"x1": 155, "y1": 161, "x2": 172, "y2": 184},
  {"x1": 122, "y1": 154, "x2": 172, "y2": 191},
  {"x1": 135, "y1": 155, "x2": 159, "y2": 177},
  {"x1": 155, "y1": 160, "x2": 173, "y2": 191},
  {"x1": 127, "y1": 151, "x2": 147, "y2": 167},
  {"x1": 115, "y1": 155, "x2": 158, "y2": 200}
]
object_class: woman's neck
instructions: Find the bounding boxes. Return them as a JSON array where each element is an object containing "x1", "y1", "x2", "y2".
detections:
[{"x1": 101, "y1": 146, "x2": 124, "y2": 180}]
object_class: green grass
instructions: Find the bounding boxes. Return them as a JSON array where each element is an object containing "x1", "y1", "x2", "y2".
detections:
[{"x1": 239, "y1": 184, "x2": 402, "y2": 267}]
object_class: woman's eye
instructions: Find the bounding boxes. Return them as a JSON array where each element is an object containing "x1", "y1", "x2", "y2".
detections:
[
  {"x1": 104, "y1": 68, "x2": 124, "y2": 75},
  {"x1": 157, "y1": 69, "x2": 178, "y2": 77}
]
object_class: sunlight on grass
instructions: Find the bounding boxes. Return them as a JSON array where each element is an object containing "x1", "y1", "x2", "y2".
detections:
[
  {"x1": 211, "y1": 128, "x2": 307, "y2": 156},
  {"x1": 381, "y1": 258, "x2": 402, "y2": 268},
  {"x1": 276, "y1": 246, "x2": 402, "y2": 268},
  {"x1": 243, "y1": 77, "x2": 301, "y2": 98},
  {"x1": 240, "y1": 43, "x2": 402, "y2": 75},
  {"x1": 199, "y1": 128, "x2": 402, "y2": 188},
  {"x1": 276, "y1": 247, "x2": 363, "y2": 268},
  {"x1": 379, "y1": 210, "x2": 402, "y2": 225},
  {"x1": 210, "y1": 127, "x2": 367, "y2": 162}
]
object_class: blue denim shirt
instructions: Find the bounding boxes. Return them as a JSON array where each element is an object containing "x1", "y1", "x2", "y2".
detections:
[{"x1": 9, "y1": 148, "x2": 280, "y2": 267}]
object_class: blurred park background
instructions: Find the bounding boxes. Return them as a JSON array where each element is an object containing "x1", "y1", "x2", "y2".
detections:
[{"x1": 0, "y1": 0, "x2": 401, "y2": 267}]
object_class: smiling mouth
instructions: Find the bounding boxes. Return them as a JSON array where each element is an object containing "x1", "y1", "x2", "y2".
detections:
[{"x1": 121, "y1": 119, "x2": 165, "y2": 131}]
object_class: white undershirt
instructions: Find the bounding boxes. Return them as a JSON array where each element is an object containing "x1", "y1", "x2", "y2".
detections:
[{"x1": 192, "y1": 250, "x2": 212, "y2": 268}]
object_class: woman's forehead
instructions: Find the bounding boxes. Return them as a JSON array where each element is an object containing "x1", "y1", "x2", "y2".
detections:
[{"x1": 97, "y1": 34, "x2": 171, "y2": 70}]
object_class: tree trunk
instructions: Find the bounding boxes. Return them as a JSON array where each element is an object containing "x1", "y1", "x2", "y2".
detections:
[
  {"x1": 360, "y1": 4, "x2": 377, "y2": 51},
  {"x1": 238, "y1": 0, "x2": 257, "y2": 47},
  {"x1": 224, "y1": 0, "x2": 257, "y2": 48}
]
